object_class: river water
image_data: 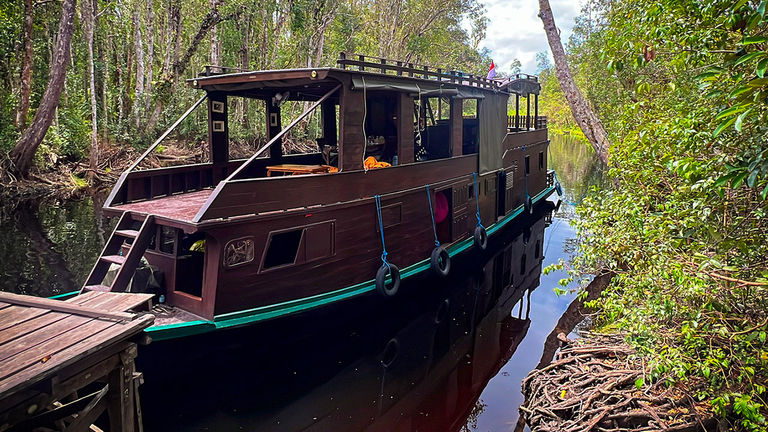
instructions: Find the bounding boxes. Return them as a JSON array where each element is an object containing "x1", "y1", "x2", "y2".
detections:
[{"x1": 0, "y1": 133, "x2": 601, "y2": 431}]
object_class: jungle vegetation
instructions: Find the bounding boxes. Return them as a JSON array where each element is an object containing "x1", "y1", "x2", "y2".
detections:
[
  {"x1": 541, "y1": 0, "x2": 768, "y2": 429},
  {"x1": 0, "y1": 0, "x2": 490, "y2": 179}
]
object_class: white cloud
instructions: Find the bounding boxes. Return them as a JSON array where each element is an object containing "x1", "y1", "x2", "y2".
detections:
[{"x1": 479, "y1": 0, "x2": 584, "y2": 74}]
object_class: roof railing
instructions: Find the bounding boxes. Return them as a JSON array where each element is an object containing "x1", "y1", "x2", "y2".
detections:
[
  {"x1": 337, "y1": 52, "x2": 502, "y2": 90},
  {"x1": 200, "y1": 65, "x2": 250, "y2": 77}
]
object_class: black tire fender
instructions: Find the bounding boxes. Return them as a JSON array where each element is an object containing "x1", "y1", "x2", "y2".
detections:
[
  {"x1": 473, "y1": 225, "x2": 488, "y2": 250},
  {"x1": 430, "y1": 246, "x2": 451, "y2": 277},
  {"x1": 375, "y1": 263, "x2": 400, "y2": 297},
  {"x1": 525, "y1": 195, "x2": 533, "y2": 214}
]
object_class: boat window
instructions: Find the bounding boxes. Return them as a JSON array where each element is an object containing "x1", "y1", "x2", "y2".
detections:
[
  {"x1": 159, "y1": 226, "x2": 176, "y2": 255},
  {"x1": 263, "y1": 229, "x2": 303, "y2": 269},
  {"x1": 462, "y1": 99, "x2": 480, "y2": 155},
  {"x1": 228, "y1": 96, "x2": 268, "y2": 160},
  {"x1": 415, "y1": 97, "x2": 452, "y2": 161},
  {"x1": 539, "y1": 151, "x2": 544, "y2": 170},
  {"x1": 364, "y1": 92, "x2": 399, "y2": 165},
  {"x1": 525, "y1": 155, "x2": 530, "y2": 175},
  {"x1": 261, "y1": 221, "x2": 335, "y2": 271}
]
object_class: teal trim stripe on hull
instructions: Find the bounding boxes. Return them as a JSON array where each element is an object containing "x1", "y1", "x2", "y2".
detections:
[{"x1": 146, "y1": 185, "x2": 558, "y2": 341}]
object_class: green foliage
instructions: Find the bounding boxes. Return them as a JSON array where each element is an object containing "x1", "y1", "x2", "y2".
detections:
[
  {"x1": 560, "y1": 0, "x2": 768, "y2": 429},
  {"x1": 0, "y1": 0, "x2": 491, "y2": 172}
]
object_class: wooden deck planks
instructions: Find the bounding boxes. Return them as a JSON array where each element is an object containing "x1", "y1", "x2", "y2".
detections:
[
  {"x1": 0, "y1": 318, "x2": 119, "y2": 381},
  {"x1": 0, "y1": 291, "x2": 134, "y2": 322},
  {"x1": 114, "y1": 188, "x2": 214, "y2": 221},
  {"x1": 0, "y1": 293, "x2": 153, "y2": 360},
  {"x1": 0, "y1": 292, "x2": 132, "y2": 346},
  {"x1": 0, "y1": 314, "x2": 153, "y2": 400}
]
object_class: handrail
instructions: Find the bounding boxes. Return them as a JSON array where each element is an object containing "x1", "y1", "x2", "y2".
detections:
[
  {"x1": 337, "y1": 52, "x2": 501, "y2": 90},
  {"x1": 224, "y1": 84, "x2": 342, "y2": 182},
  {"x1": 126, "y1": 94, "x2": 208, "y2": 172}
]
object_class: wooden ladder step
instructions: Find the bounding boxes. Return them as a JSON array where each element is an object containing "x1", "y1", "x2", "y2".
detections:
[
  {"x1": 100, "y1": 255, "x2": 126, "y2": 265},
  {"x1": 114, "y1": 229, "x2": 139, "y2": 238},
  {"x1": 83, "y1": 284, "x2": 111, "y2": 292}
]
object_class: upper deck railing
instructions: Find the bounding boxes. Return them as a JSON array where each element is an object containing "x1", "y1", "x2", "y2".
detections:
[
  {"x1": 508, "y1": 115, "x2": 547, "y2": 131},
  {"x1": 337, "y1": 52, "x2": 501, "y2": 90}
]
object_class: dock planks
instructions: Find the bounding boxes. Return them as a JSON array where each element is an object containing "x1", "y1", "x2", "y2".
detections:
[{"x1": 0, "y1": 291, "x2": 153, "y2": 400}]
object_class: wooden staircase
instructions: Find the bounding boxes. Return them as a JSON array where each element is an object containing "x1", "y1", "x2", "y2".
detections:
[{"x1": 82, "y1": 212, "x2": 156, "y2": 293}]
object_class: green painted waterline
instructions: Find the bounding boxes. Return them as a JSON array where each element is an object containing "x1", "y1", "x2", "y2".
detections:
[{"x1": 146, "y1": 185, "x2": 557, "y2": 341}]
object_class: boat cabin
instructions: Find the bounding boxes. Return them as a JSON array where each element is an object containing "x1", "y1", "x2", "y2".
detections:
[{"x1": 86, "y1": 53, "x2": 551, "y2": 326}]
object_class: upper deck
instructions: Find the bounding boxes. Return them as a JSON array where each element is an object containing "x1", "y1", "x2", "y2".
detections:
[{"x1": 104, "y1": 53, "x2": 546, "y2": 227}]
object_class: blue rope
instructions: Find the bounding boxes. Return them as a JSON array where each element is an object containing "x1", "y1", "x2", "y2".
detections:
[
  {"x1": 472, "y1": 172, "x2": 483, "y2": 228},
  {"x1": 374, "y1": 195, "x2": 390, "y2": 268},
  {"x1": 425, "y1": 185, "x2": 440, "y2": 247}
]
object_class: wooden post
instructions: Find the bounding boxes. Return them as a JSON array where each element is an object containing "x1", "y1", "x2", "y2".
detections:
[
  {"x1": 397, "y1": 93, "x2": 414, "y2": 164},
  {"x1": 339, "y1": 84, "x2": 365, "y2": 171},
  {"x1": 534, "y1": 94, "x2": 539, "y2": 129},
  {"x1": 450, "y1": 98, "x2": 463, "y2": 157},
  {"x1": 515, "y1": 95, "x2": 520, "y2": 130},
  {"x1": 266, "y1": 99, "x2": 282, "y2": 162},
  {"x1": 207, "y1": 92, "x2": 229, "y2": 181},
  {"x1": 107, "y1": 345, "x2": 138, "y2": 432},
  {"x1": 526, "y1": 96, "x2": 531, "y2": 130}
]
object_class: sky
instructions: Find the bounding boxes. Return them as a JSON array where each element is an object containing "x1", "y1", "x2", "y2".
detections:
[{"x1": 478, "y1": 0, "x2": 584, "y2": 75}]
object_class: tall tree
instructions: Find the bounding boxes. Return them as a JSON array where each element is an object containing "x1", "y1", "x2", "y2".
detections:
[
  {"x1": 209, "y1": 0, "x2": 222, "y2": 66},
  {"x1": 15, "y1": 0, "x2": 34, "y2": 130},
  {"x1": 84, "y1": 0, "x2": 98, "y2": 174},
  {"x1": 538, "y1": 0, "x2": 610, "y2": 165},
  {"x1": 9, "y1": 0, "x2": 77, "y2": 178},
  {"x1": 133, "y1": 9, "x2": 145, "y2": 129}
]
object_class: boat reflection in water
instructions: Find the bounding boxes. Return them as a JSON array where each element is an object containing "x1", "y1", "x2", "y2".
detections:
[{"x1": 141, "y1": 201, "x2": 557, "y2": 432}]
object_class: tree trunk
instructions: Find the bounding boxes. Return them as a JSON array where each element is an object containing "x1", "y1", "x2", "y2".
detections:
[
  {"x1": 538, "y1": 0, "x2": 610, "y2": 165},
  {"x1": 133, "y1": 10, "x2": 145, "y2": 130},
  {"x1": 84, "y1": 0, "x2": 98, "y2": 174},
  {"x1": 209, "y1": 0, "x2": 222, "y2": 67},
  {"x1": 16, "y1": 0, "x2": 34, "y2": 130},
  {"x1": 146, "y1": 7, "x2": 222, "y2": 132},
  {"x1": 145, "y1": 0, "x2": 155, "y2": 95},
  {"x1": 10, "y1": 0, "x2": 77, "y2": 178}
]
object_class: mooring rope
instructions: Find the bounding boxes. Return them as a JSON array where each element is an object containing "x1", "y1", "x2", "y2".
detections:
[
  {"x1": 472, "y1": 172, "x2": 483, "y2": 228},
  {"x1": 374, "y1": 194, "x2": 390, "y2": 269},
  {"x1": 425, "y1": 184, "x2": 440, "y2": 247}
]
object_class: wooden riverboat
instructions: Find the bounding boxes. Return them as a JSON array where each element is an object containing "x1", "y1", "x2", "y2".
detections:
[
  {"x1": 72, "y1": 53, "x2": 559, "y2": 341},
  {"x1": 138, "y1": 205, "x2": 553, "y2": 430}
]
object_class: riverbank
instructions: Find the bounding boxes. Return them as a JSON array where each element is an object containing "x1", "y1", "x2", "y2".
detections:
[
  {"x1": 521, "y1": 332, "x2": 718, "y2": 432},
  {"x1": 0, "y1": 139, "x2": 205, "y2": 208}
]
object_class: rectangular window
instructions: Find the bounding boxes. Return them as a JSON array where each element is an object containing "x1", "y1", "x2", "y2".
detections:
[
  {"x1": 416, "y1": 97, "x2": 452, "y2": 161},
  {"x1": 263, "y1": 229, "x2": 303, "y2": 269},
  {"x1": 539, "y1": 151, "x2": 544, "y2": 170},
  {"x1": 261, "y1": 221, "x2": 336, "y2": 272},
  {"x1": 462, "y1": 99, "x2": 480, "y2": 155},
  {"x1": 525, "y1": 155, "x2": 530, "y2": 175}
]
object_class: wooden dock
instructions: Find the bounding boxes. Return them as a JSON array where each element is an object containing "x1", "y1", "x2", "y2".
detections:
[{"x1": 0, "y1": 291, "x2": 154, "y2": 432}]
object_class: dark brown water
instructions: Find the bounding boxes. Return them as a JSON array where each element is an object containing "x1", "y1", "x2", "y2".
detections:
[{"x1": 0, "y1": 134, "x2": 601, "y2": 431}]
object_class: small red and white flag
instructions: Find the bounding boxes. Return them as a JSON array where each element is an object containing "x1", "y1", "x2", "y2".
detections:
[{"x1": 487, "y1": 60, "x2": 496, "y2": 80}]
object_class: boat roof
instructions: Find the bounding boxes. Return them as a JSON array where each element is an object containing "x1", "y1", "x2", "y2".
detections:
[{"x1": 187, "y1": 54, "x2": 541, "y2": 98}]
